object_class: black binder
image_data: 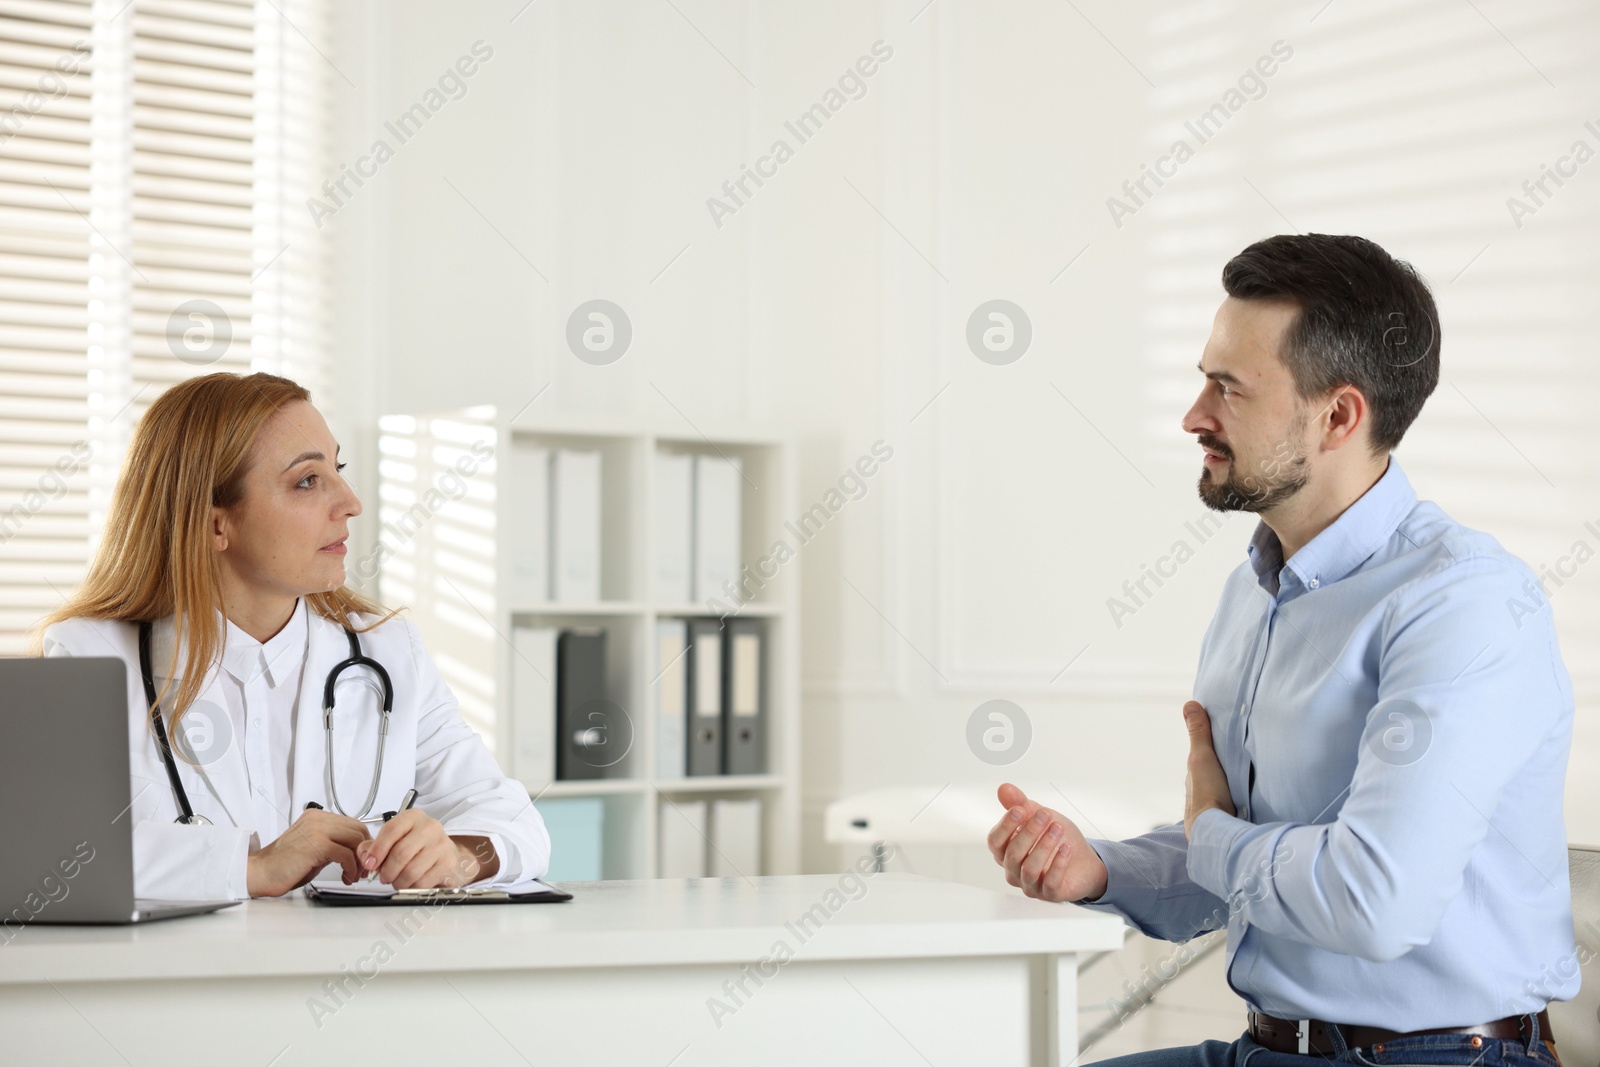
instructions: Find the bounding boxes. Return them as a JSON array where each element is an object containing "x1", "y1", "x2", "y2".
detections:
[
  {"x1": 722, "y1": 619, "x2": 766, "y2": 775},
  {"x1": 687, "y1": 619, "x2": 722, "y2": 776},
  {"x1": 556, "y1": 629, "x2": 612, "y2": 781}
]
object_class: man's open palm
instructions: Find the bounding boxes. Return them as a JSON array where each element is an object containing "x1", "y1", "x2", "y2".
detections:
[{"x1": 986, "y1": 783, "x2": 1108, "y2": 903}]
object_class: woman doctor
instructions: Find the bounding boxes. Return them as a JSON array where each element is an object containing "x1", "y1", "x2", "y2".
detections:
[{"x1": 32, "y1": 372, "x2": 550, "y2": 900}]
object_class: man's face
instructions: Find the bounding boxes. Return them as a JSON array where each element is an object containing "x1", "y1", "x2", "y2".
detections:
[{"x1": 1182, "y1": 297, "x2": 1314, "y2": 513}]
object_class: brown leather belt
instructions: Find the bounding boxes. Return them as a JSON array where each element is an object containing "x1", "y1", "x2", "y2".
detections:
[{"x1": 1247, "y1": 1008, "x2": 1558, "y2": 1060}]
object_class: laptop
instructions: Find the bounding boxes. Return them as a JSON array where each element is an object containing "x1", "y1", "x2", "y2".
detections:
[{"x1": 0, "y1": 656, "x2": 238, "y2": 925}]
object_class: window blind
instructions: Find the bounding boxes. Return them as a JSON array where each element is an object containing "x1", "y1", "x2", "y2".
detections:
[
  {"x1": 0, "y1": 0, "x2": 332, "y2": 652},
  {"x1": 0, "y1": 0, "x2": 94, "y2": 646},
  {"x1": 1135, "y1": 3, "x2": 1599, "y2": 683}
]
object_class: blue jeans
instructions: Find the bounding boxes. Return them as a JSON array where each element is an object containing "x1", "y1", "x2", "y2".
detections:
[{"x1": 1092, "y1": 1014, "x2": 1564, "y2": 1067}]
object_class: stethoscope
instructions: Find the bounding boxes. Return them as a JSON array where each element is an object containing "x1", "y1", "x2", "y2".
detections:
[{"x1": 138, "y1": 619, "x2": 395, "y2": 825}]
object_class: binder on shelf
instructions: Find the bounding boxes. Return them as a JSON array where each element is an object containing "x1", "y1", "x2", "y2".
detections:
[
  {"x1": 507, "y1": 442, "x2": 550, "y2": 603},
  {"x1": 654, "y1": 619, "x2": 689, "y2": 779},
  {"x1": 687, "y1": 619, "x2": 723, "y2": 776},
  {"x1": 709, "y1": 797, "x2": 761, "y2": 878},
  {"x1": 693, "y1": 455, "x2": 741, "y2": 603},
  {"x1": 556, "y1": 629, "x2": 620, "y2": 780},
  {"x1": 658, "y1": 797, "x2": 708, "y2": 878},
  {"x1": 511, "y1": 625, "x2": 557, "y2": 788},
  {"x1": 655, "y1": 452, "x2": 693, "y2": 604},
  {"x1": 551, "y1": 449, "x2": 602, "y2": 602},
  {"x1": 722, "y1": 618, "x2": 766, "y2": 776}
]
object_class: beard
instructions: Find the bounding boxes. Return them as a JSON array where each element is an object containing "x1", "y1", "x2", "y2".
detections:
[{"x1": 1196, "y1": 411, "x2": 1310, "y2": 514}]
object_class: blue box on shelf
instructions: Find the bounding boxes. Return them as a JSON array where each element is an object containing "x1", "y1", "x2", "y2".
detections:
[{"x1": 537, "y1": 796, "x2": 605, "y2": 881}]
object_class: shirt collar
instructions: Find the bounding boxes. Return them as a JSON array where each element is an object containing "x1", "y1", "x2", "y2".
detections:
[
  {"x1": 220, "y1": 596, "x2": 309, "y2": 688},
  {"x1": 1246, "y1": 456, "x2": 1418, "y2": 596}
]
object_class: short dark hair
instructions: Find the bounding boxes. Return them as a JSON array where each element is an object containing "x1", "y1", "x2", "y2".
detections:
[{"x1": 1221, "y1": 233, "x2": 1440, "y2": 453}]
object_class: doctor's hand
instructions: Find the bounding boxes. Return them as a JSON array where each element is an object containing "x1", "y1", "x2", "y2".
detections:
[
  {"x1": 1183, "y1": 700, "x2": 1236, "y2": 840},
  {"x1": 247, "y1": 809, "x2": 371, "y2": 898},
  {"x1": 987, "y1": 784, "x2": 1108, "y2": 904},
  {"x1": 356, "y1": 810, "x2": 499, "y2": 889}
]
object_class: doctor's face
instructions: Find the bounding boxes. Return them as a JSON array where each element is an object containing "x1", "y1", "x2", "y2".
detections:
[
  {"x1": 215, "y1": 400, "x2": 362, "y2": 597},
  {"x1": 1181, "y1": 297, "x2": 1315, "y2": 513}
]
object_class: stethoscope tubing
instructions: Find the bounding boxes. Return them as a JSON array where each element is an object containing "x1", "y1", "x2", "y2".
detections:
[
  {"x1": 137, "y1": 617, "x2": 395, "y2": 825},
  {"x1": 139, "y1": 619, "x2": 205, "y2": 825}
]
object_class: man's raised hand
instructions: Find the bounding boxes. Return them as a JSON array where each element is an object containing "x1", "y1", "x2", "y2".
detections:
[{"x1": 986, "y1": 783, "x2": 1108, "y2": 903}]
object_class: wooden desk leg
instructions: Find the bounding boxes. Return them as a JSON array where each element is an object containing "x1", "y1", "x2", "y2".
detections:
[{"x1": 1036, "y1": 952, "x2": 1080, "y2": 1067}]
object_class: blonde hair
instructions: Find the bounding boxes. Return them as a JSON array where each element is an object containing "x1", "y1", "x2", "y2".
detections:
[{"x1": 30, "y1": 372, "x2": 402, "y2": 735}]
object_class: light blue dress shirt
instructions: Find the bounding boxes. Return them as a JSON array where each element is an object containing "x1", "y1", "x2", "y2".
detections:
[{"x1": 1078, "y1": 456, "x2": 1579, "y2": 1029}]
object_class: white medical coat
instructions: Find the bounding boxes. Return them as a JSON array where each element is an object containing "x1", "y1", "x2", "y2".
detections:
[{"x1": 40, "y1": 609, "x2": 551, "y2": 901}]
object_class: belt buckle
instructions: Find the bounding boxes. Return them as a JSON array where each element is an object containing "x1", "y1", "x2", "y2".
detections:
[{"x1": 1298, "y1": 1019, "x2": 1311, "y2": 1056}]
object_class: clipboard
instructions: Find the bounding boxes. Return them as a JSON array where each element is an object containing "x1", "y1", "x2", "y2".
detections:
[{"x1": 303, "y1": 879, "x2": 573, "y2": 905}]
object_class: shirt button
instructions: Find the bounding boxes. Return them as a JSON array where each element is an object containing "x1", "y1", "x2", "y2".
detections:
[
  {"x1": 252, "y1": 718, "x2": 261, "y2": 728},
  {"x1": 1307, "y1": 578, "x2": 1320, "y2": 589}
]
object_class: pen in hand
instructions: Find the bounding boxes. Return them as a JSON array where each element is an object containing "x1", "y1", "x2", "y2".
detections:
[
  {"x1": 358, "y1": 789, "x2": 418, "y2": 883},
  {"x1": 382, "y1": 788, "x2": 418, "y2": 823}
]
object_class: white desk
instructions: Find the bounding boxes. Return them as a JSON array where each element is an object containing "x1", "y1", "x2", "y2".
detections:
[{"x1": 0, "y1": 873, "x2": 1124, "y2": 1067}]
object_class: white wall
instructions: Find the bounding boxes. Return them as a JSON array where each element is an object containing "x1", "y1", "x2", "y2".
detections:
[{"x1": 325, "y1": 0, "x2": 1600, "y2": 880}]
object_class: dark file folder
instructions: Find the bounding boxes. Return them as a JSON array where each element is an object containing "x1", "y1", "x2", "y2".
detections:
[{"x1": 556, "y1": 629, "x2": 613, "y2": 780}]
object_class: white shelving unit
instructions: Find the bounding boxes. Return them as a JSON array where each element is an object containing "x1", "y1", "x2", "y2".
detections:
[{"x1": 373, "y1": 406, "x2": 800, "y2": 878}]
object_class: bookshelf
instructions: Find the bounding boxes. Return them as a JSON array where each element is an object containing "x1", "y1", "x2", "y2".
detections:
[{"x1": 373, "y1": 405, "x2": 800, "y2": 879}]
